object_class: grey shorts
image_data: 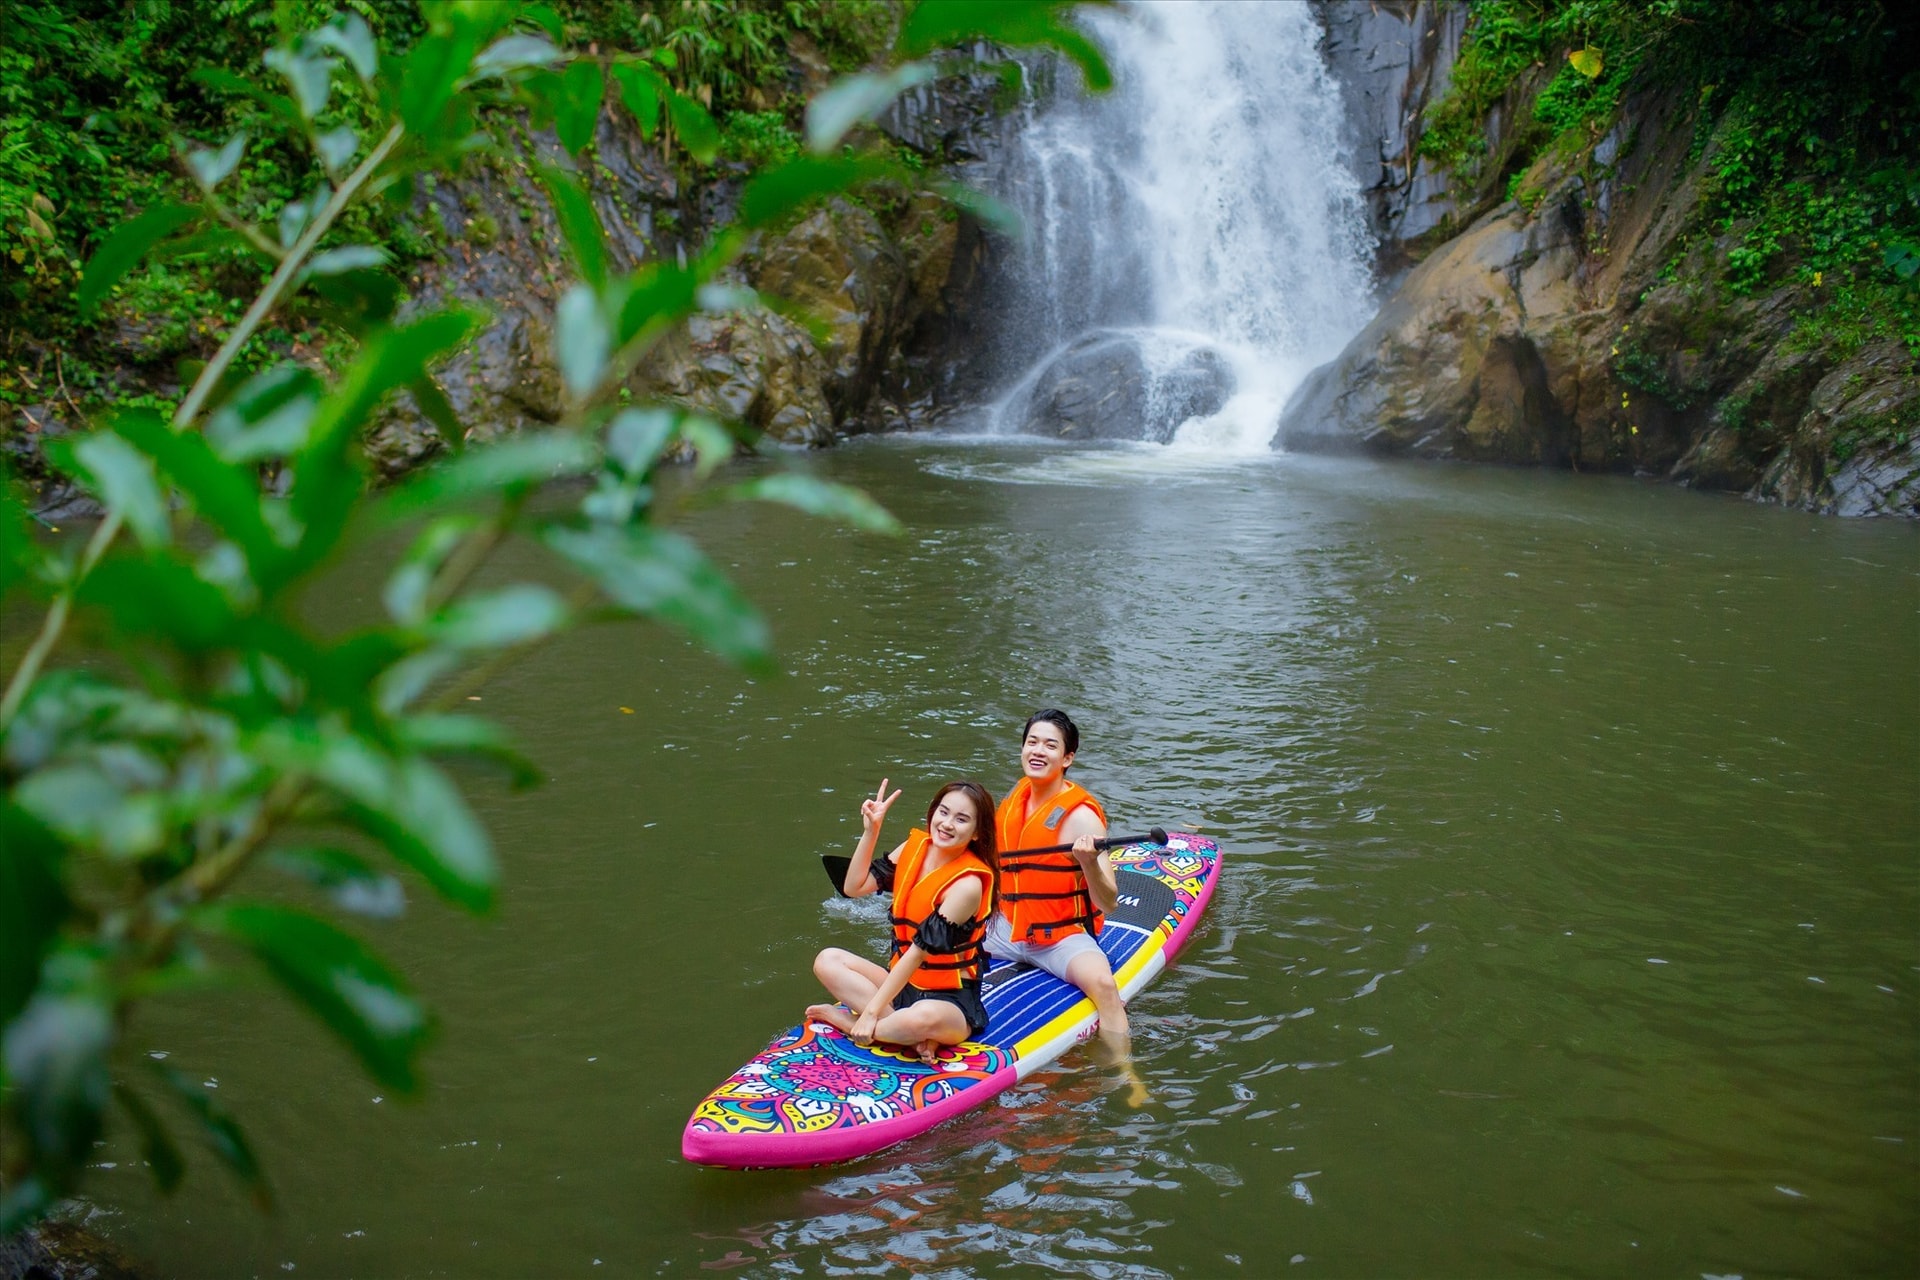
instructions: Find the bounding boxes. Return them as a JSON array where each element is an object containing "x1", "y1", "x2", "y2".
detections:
[{"x1": 984, "y1": 912, "x2": 1107, "y2": 982}]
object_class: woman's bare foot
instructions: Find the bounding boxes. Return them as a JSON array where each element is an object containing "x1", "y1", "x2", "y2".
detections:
[
  {"x1": 915, "y1": 1038, "x2": 943, "y2": 1066},
  {"x1": 805, "y1": 1003, "x2": 856, "y2": 1034}
]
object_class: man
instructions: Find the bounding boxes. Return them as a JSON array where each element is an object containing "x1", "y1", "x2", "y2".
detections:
[{"x1": 987, "y1": 708, "x2": 1130, "y2": 1050}]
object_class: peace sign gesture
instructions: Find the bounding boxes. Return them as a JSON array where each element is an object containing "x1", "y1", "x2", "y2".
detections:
[{"x1": 861, "y1": 779, "x2": 902, "y2": 835}]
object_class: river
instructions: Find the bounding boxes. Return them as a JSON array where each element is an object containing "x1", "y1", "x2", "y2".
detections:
[{"x1": 93, "y1": 437, "x2": 1917, "y2": 1277}]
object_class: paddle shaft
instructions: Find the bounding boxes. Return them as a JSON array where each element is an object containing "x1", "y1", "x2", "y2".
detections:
[
  {"x1": 998, "y1": 826, "x2": 1168, "y2": 859},
  {"x1": 823, "y1": 828, "x2": 1168, "y2": 896}
]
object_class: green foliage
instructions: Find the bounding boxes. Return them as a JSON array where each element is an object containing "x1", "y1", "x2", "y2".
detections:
[
  {"x1": 1422, "y1": 0, "x2": 1920, "y2": 429},
  {"x1": 0, "y1": 0, "x2": 1110, "y2": 1233},
  {"x1": 722, "y1": 110, "x2": 803, "y2": 168}
]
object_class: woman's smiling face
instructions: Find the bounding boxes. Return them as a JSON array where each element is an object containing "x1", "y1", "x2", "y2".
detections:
[{"x1": 927, "y1": 790, "x2": 980, "y2": 850}]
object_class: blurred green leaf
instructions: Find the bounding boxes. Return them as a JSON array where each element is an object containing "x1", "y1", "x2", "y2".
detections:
[
  {"x1": 114, "y1": 1083, "x2": 186, "y2": 1194},
  {"x1": 555, "y1": 284, "x2": 610, "y2": 398},
  {"x1": 305, "y1": 245, "x2": 390, "y2": 277},
  {"x1": 0, "y1": 483, "x2": 34, "y2": 600},
  {"x1": 77, "y1": 202, "x2": 199, "y2": 318},
  {"x1": 289, "y1": 309, "x2": 481, "y2": 585},
  {"x1": 189, "y1": 65, "x2": 304, "y2": 133},
  {"x1": 13, "y1": 762, "x2": 167, "y2": 860},
  {"x1": 262, "y1": 46, "x2": 335, "y2": 121},
  {"x1": 610, "y1": 61, "x2": 663, "y2": 138},
  {"x1": 517, "y1": 3, "x2": 566, "y2": 43},
  {"x1": 49, "y1": 433, "x2": 170, "y2": 549},
  {"x1": 384, "y1": 516, "x2": 478, "y2": 625},
  {"x1": 385, "y1": 431, "x2": 599, "y2": 515},
  {"x1": 77, "y1": 553, "x2": 239, "y2": 652},
  {"x1": 205, "y1": 367, "x2": 321, "y2": 465},
  {"x1": 425, "y1": 584, "x2": 568, "y2": 651},
  {"x1": 196, "y1": 903, "x2": 432, "y2": 1092},
  {"x1": 0, "y1": 1179, "x2": 53, "y2": 1237},
  {"x1": 309, "y1": 267, "x2": 404, "y2": 334},
  {"x1": 253, "y1": 724, "x2": 496, "y2": 911},
  {"x1": 0, "y1": 803, "x2": 68, "y2": 1028},
  {"x1": 2, "y1": 953, "x2": 114, "y2": 1185},
  {"x1": 544, "y1": 524, "x2": 772, "y2": 672},
  {"x1": 614, "y1": 257, "x2": 704, "y2": 349},
  {"x1": 1568, "y1": 46, "x2": 1604, "y2": 79},
  {"x1": 720, "y1": 473, "x2": 902, "y2": 534},
  {"x1": 311, "y1": 14, "x2": 377, "y2": 83},
  {"x1": 534, "y1": 164, "x2": 608, "y2": 288},
  {"x1": 473, "y1": 33, "x2": 561, "y2": 78},
  {"x1": 150, "y1": 1063, "x2": 271, "y2": 1210},
  {"x1": 579, "y1": 472, "x2": 648, "y2": 524},
  {"x1": 267, "y1": 847, "x2": 408, "y2": 919},
  {"x1": 398, "y1": 20, "x2": 481, "y2": 136},
  {"x1": 187, "y1": 132, "x2": 247, "y2": 192},
  {"x1": 901, "y1": 1, "x2": 1112, "y2": 91},
  {"x1": 112, "y1": 410, "x2": 283, "y2": 571},
  {"x1": 806, "y1": 63, "x2": 937, "y2": 152},
  {"x1": 666, "y1": 88, "x2": 720, "y2": 163},
  {"x1": 316, "y1": 126, "x2": 359, "y2": 173},
  {"x1": 556, "y1": 58, "x2": 605, "y2": 156},
  {"x1": 738, "y1": 155, "x2": 905, "y2": 229},
  {"x1": 932, "y1": 179, "x2": 1024, "y2": 238},
  {"x1": 373, "y1": 649, "x2": 460, "y2": 716},
  {"x1": 407, "y1": 374, "x2": 464, "y2": 449},
  {"x1": 394, "y1": 714, "x2": 540, "y2": 789},
  {"x1": 679, "y1": 414, "x2": 737, "y2": 478},
  {"x1": 605, "y1": 407, "x2": 677, "y2": 477}
]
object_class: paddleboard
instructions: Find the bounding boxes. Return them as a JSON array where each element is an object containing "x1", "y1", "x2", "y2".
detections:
[{"x1": 682, "y1": 832, "x2": 1221, "y2": 1168}]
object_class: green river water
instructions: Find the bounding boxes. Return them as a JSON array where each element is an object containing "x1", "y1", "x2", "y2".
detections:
[{"x1": 88, "y1": 438, "x2": 1916, "y2": 1277}]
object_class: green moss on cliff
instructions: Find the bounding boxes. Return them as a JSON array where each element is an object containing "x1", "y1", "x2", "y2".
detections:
[
  {"x1": 1421, "y1": 0, "x2": 1918, "y2": 456},
  {"x1": 0, "y1": 0, "x2": 898, "y2": 422}
]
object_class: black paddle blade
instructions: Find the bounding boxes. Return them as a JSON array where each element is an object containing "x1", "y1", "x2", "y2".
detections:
[
  {"x1": 821, "y1": 854, "x2": 853, "y2": 897},
  {"x1": 1148, "y1": 826, "x2": 1168, "y2": 846}
]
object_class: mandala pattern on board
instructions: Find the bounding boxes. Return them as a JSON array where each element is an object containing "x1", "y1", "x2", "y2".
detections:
[
  {"x1": 688, "y1": 1020, "x2": 1014, "y2": 1139},
  {"x1": 1111, "y1": 834, "x2": 1217, "y2": 907}
]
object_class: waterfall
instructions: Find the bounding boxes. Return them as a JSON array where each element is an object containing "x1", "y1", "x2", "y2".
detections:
[{"x1": 983, "y1": 0, "x2": 1376, "y2": 452}]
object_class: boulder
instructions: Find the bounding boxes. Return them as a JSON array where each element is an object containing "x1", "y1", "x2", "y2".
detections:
[
  {"x1": 1273, "y1": 188, "x2": 1587, "y2": 463},
  {"x1": 749, "y1": 198, "x2": 910, "y2": 419},
  {"x1": 1007, "y1": 330, "x2": 1234, "y2": 442}
]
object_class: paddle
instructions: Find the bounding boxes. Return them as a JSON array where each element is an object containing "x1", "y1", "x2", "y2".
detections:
[{"x1": 821, "y1": 827, "x2": 1169, "y2": 896}]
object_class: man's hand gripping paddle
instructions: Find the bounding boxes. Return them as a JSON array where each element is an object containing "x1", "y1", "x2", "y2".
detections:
[{"x1": 821, "y1": 827, "x2": 1170, "y2": 897}]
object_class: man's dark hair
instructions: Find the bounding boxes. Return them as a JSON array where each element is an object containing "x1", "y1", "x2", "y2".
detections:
[{"x1": 1022, "y1": 708, "x2": 1080, "y2": 758}]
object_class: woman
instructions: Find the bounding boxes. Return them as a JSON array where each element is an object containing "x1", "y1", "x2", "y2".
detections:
[{"x1": 807, "y1": 779, "x2": 998, "y2": 1060}]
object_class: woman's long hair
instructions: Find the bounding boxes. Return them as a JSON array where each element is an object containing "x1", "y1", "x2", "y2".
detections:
[{"x1": 925, "y1": 780, "x2": 998, "y2": 898}]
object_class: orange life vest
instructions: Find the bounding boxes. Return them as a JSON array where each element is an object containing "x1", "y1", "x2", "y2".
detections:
[
  {"x1": 887, "y1": 829, "x2": 993, "y2": 991},
  {"x1": 994, "y1": 778, "x2": 1108, "y2": 944}
]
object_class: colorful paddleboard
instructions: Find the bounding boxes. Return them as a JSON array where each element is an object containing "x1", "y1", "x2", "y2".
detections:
[{"x1": 682, "y1": 832, "x2": 1221, "y2": 1168}]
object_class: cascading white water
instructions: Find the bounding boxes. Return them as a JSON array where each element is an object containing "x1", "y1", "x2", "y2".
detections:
[{"x1": 986, "y1": 0, "x2": 1376, "y2": 452}]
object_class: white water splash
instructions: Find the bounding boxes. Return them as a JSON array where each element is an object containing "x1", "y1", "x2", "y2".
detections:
[{"x1": 987, "y1": 1, "x2": 1376, "y2": 453}]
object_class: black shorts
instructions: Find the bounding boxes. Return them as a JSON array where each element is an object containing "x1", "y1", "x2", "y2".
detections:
[{"x1": 893, "y1": 981, "x2": 990, "y2": 1040}]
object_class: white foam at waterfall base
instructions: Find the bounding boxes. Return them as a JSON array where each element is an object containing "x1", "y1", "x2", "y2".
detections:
[{"x1": 987, "y1": 0, "x2": 1377, "y2": 455}]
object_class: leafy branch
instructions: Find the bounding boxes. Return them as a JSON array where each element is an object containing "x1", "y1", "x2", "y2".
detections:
[{"x1": 0, "y1": 0, "x2": 1108, "y2": 1235}]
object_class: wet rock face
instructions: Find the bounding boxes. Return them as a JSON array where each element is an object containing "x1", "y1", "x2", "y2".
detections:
[
  {"x1": 1313, "y1": 0, "x2": 1467, "y2": 266},
  {"x1": 1276, "y1": 73, "x2": 1920, "y2": 517},
  {"x1": 367, "y1": 88, "x2": 997, "y2": 472},
  {"x1": 1006, "y1": 331, "x2": 1234, "y2": 443}
]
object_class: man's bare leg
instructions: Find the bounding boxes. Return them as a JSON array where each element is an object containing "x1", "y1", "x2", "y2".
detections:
[{"x1": 1065, "y1": 951, "x2": 1149, "y2": 1107}]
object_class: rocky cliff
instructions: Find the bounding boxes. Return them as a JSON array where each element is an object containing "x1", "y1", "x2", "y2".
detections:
[
  {"x1": 363, "y1": 92, "x2": 993, "y2": 478},
  {"x1": 8, "y1": 68, "x2": 1001, "y2": 508},
  {"x1": 1298, "y1": 1, "x2": 1919, "y2": 518}
]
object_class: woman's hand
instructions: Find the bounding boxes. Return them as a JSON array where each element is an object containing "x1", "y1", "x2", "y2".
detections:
[
  {"x1": 852, "y1": 1008, "x2": 880, "y2": 1046},
  {"x1": 861, "y1": 779, "x2": 902, "y2": 835},
  {"x1": 1070, "y1": 833, "x2": 1101, "y2": 864}
]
